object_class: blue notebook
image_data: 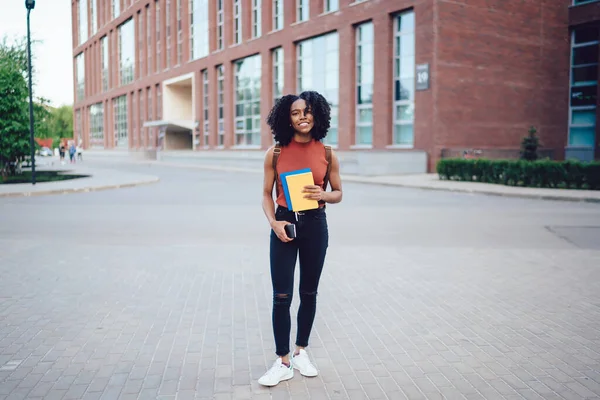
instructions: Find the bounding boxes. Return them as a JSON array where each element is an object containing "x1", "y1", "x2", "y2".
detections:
[{"x1": 280, "y1": 168, "x2": 311, "y2": 211}]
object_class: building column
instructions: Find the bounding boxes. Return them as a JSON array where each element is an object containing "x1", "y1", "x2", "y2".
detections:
[
  {"x1": 310, "y1": 0, "x2": 323, "y2": 19},
  {"x1": 194, "y1": 70, "x2": 203, "y2": 150},
  {"x1": 371, "y1": 12, "x2": 393, "y2": 149},
  {"x1": 242, "y1": 0, "x2": 252, "y2": 41},
  {"x1": 224, "y1": 63, "x2": 234, "y2": 147},
  {"x1": 261, "y1": 48, "x2": 274, "y2": 149},
  {"x1": 181, "y1": 0, "x2": 190, "y2": 63},
  {"x1": 208, "y1": 65, "x2": 218, "y2": 148},
  {"x1": 283, "y1": 40, "x2": 296, "y2": 94},
  {"x1": 338, "y1": 23, "x2": 354, "y2": 150}
]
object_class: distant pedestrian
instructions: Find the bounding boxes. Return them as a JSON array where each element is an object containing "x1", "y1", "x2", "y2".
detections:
[
  {"x1": 69, "y1": 144, "x2": 76, "y2": 163},
  {"x1": 258, "y1": 91, "x2": 343, "y2": 387},
  {"x1": 59, "y1": 145, "x2": 65, "y2": 164}
]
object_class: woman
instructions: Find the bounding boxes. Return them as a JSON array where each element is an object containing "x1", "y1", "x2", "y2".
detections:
[{"x1": 259, "y1": 91, "x2": 343, "y2": 387}]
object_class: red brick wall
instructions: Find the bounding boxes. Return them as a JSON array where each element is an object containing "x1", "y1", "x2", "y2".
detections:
[{"x1": 432, "y1": 0, "x2": 571, "y2": 170}]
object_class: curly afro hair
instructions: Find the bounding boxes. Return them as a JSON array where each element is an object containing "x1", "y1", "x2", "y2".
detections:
[{"x1": 266, "y1": 90, "x2": 331, "y2": 146}]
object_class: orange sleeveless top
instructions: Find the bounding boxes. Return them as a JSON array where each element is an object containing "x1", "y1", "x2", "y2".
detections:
[{"x1": 274, "y1": 139, "x2": 329, "y2": 209}]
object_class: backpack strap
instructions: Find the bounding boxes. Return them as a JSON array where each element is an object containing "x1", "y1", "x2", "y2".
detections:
[
  {"x1": 319, "y1": 145, "x2": 332, "y2": 205},
  {"x1": 272, "y1": 144, "x2": 281, "y2": 198}
]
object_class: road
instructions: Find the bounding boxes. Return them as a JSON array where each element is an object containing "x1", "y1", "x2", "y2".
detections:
[{"x1": 1, "y1": 161, "x2": 599, "y2": 400}]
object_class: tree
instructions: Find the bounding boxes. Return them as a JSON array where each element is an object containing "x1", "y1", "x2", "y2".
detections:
[
  {"x1": 48, "y1": 105, "x2": 73, "y2": 140},
  {"x1": 0, "y1": 38, "x2": 30, "y2": 177},
  {"x1": 520, "y1": 125, "x2": 540, "y2": 161},
  {"x1": 33, "y1": 97, "x2": 53, "y2": 139}
]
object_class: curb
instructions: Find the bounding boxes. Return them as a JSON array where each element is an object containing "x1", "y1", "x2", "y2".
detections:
[
  {"x1": 0, "y1": 177, "x2": 160, "y2": 198},
  {"x1": 83, "y1": 157, "x2": 600, "y2": 204}
]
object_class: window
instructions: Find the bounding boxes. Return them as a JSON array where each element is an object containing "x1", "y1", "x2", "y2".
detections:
[
  {"x1": 217, "y1": 65, "x2": 225, "y2": 146},
  {"x1": 138, "y1": 11, "x2": 144, "y2": 77},
  {"x1": 76, "y1": 53, "x2": 85, "y2": 101},
  {"x1": 90, "y1": 103, "x2": 104, "y2": 147},
  {"x1": 177, "y1": 0, "x2": 183, "y2": 65},
  {"x1": 101, "y1": 36, "x2": 109, "y2": 91},
  {"x1": 273, "y1": 47, "x2": 284, "y2": 104},
  {"x1": 113, "y1": 95, "x2": 128, "y2": 147},
  {"x1": 75, "y1": 109, "x2": 82, "y2": 145},
  {"x1": 146, "y1": 5, "x2": 152, "y2": 75},
  {"x1": 78, "y1": 0, "x2": 88, "y2": 44},
  {"x1": 234, "y1": 54, "x2": 262, "y2": 146},
  {"x1": 297, "y1": 0, "x2": 309, "y2": 22},
  {"x1": 569, "y1": 26, "x2": 598, "y2": 148},
  {"x1": 273, "y1": 0, "x2": 283, "y2": 30},
  {"x1": 217, "y1": 0, "x2": 224, "y2": 50},
  {"x1": 166, "y1": 0, "x2": 171, "y2": 68},
  {"x1": 91, "y1": 0, "x2": 97, "y2": 34},
  {"x1": 190, "y1": 0, "x2": 209, "y2": 59},
  {"x1": 202, "y1": 70, "x2": 210, "y2": 147},
  {"x1": 297, "y1": 32, "x2": 339, "y2": 145},
  {"x1": 156, "y1": 0, "x2": 161, "y2": 72},
  {"x1": 234, "y1": 0, "x2": 242, "y2": 44},
  {"x1": 112, "y1": 0, "x2": 120, "y2": 19},
  {"x1": 119, "y1": 19, "x2": 135, "y2": 85},
  {"x1": 147, "y1": 87, "x2": 154, "y2": 145},
  {"x1": 356, "y1": 21, "x2": 374, "y2": 146},
  {"x1": 324, "y1": 0, "x2": 338, "y2": 12},
  {"x1": 252, "y1": 0, "x2": 261, "y2": 38},
  {"x1": 393, "y1": 10, "x2": 415, "y2": 146}
]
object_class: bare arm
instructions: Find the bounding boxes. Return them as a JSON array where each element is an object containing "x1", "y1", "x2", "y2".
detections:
[
  {"x1": 262, "y1": 147, "x2": 277, "y2": 226},
  {"x1": 322, "y1": 150, "x2": 343, "y2": 204}
]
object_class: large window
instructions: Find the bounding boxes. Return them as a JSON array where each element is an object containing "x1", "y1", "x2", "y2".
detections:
[
  {"x1": 356, "y1": 21, "x2": 374, "y2": 146},
  {"x1": 393, "y1": 10, "x2": 415, "y2": 146},
  {"x1": 297, "y1": 32, "x2": 339, "y2": 145},
  {"x1": 177, "y1": 0, "x2": 182, "y2": 65},
  {"x1": 156, "y1": 0, "x2": 161, "y2": 72},
  {"x1": 217, "y1": 65, "x2": 225, "y2": 146},
  {"x1": 113, "y1": 95, "x2": 128, "y2": 147},
  {"x1": 78, "y1": 0, "x2": 88, "y2": 44},
  {"x1": 76, "y1": 53, "x2": 85, "y2": 101},
  {"x1": 217, "y1": 0, "x2": 224, "y2": 50},
  {"x1": 146, "y1": 5, "x2": 152, "y2": 75},
  {"x1": 166, "y1": 0, "x2": 171, "y2": 68},
  {"x1": 297, "y1": 0, "x2": 309, "y2": 22},
  {"x1": 202, "y1": 70, "x2": 209, "y2": 147},
  {"x1": 90, "y1": 103, "x2": 104, "y2": 147},
  {"x1": 252, "y1": 0, "x2": 261, "y2": 38},
  {"x1": 190, "y1": 0, "x2": 209, "y2": 59},
  {"x1": 234, "y1": 54, "x2": 262, "y2": 146},
  {"x1": 569, "y1": 26, "x2": 598, "y2": 149},
  {"x1": 234, "y1": 0, "x2": 242, "y2": 45},
  {"x1": 119, "y1": 19, "x2": 135, "y2": 85},
  {"x1": 324, "y1": 0, "x2": 338, "y2": 12},
  {"x1": 91, "y1": 0, "x2": 97, "y2": 34},
  {"x1": 112, "y1": 0, "x2": 120, "y2": 19},
  {"x1": 273, "y1": 47, "x2": 284, "y2": 104},
  {"x1": 101, "y1": 36, "x2": 109, "y2": 91},
  {"x1": 273, "y1": 0, "x2": 283, "y2": 31}
]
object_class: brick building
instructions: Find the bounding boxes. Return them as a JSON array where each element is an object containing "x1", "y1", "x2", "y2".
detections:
[{"x1": 71, "y1": 0, "x2": 598, "y2": 174}]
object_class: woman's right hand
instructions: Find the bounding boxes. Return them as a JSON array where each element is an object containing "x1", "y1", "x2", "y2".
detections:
[{"x1": 271, "y1": 220, "x2": 293, "y2": 242}]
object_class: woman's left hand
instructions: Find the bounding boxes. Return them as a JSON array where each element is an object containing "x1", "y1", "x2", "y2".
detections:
[{"x1": 303, "y1": 185, "x2": 324, "y2": 201}]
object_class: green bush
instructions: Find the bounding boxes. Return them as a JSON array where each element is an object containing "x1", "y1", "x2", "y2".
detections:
[{"x1": 437, "y1": 158, "x2": 600, "y2": 190}]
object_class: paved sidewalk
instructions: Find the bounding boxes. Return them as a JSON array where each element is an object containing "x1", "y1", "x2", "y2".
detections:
[
  {"x1": 0, "y1": 158, "x2": 159, "y2": 198},
  {"x1": 83, "y1": 153, "x2": 600, "y2": 203}
]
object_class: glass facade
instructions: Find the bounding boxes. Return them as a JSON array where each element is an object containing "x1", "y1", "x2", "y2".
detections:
[
  {"x1": 146, "y1": 5, "x2": 152, "y2": 75},
  {"x1": 156, "y1": 0, "x2": 161, "y2": 72},
  {"x1": 569, "y1": 26, "x2": 598, "y2": 148},
  {"x1": 393, "y1": 10, "x2": 416, "y2": 146},
  {"x1": 119, "y1": 19, "x2": 135, "y2": 85},
  {"x1": 113, "y1": 95, "x2": 128, "y2": 147},
  {"x1": 297, "y1": 32, "x2": 339, "y2": 145},
  {"x1": 297, "y1": 0, "x2": 309, "y2": 22},
  {"x1": 190, "y1": 0, "x2": 209, "y2": 59},
  {"x1": 273, "y1": 0, "x2": 283, "y2": 31},
  {"x1": 91, "y1": 0, "x2": 97, "y2": 34},
  {"x1": 112, "y1": 0, "x2": 120, "y2": 19},
  {"x1": 202, "y1": 70, "x2": 210, "y2": 147},
  {"x1": 76, "y1": 53, "x2": 85, "y2": 101},
  {"x1": 166, "y1": 0, "x2": 171, "y2": 68},
  {"x1": 217, "y1": 65, "x2": 225, "y2": 146},
  {"x1": 273, "y1": 47, "x2": 284, "y2": 104},
  {"x1": 356, "y1": 21, "x2": 374, "y2": 146},
  {"x1": 101, "y1": 36, "x2": 109, "y2": 91},
  {"x1": 177, "y1": 0, "x2": 182, "y2": 65},
  {"x1": 234, "y1": 54, "x2": 262, "y2": 146},
  {"x1": 78, "y1": 0, "x2": 88, "y2": 45},
  {"x1": 252, "y1": 0, "x2": 261, "y2": 38}
]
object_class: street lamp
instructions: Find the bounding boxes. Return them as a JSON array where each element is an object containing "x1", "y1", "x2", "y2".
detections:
[{"x1": 25, "y1": 0, "x2": 36, "y2": 185}]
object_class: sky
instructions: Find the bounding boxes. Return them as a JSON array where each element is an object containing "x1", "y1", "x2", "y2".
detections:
[{"x1": 1, "y1": 0, "x2": 74, "y2": 107}]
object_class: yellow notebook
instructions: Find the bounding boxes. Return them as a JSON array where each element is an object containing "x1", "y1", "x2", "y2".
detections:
[{"x1": 285, "y1": 171, "x2": 319, "y2": 212}]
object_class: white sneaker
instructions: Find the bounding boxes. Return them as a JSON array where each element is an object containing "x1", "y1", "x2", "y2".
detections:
[
  {"x1": 291, "y1": 349, "x2": 318, "y2": 377},
  {"x1": 258, "y1": 358, "x2": 294, "y2": 387}
]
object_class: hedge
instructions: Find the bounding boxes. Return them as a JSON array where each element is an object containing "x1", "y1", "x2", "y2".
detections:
[{"x1": 436, "y1": 159, "x2": 600, "y2": 190}]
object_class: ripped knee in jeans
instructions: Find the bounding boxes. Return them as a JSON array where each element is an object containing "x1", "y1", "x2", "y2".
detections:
[
  {"x1": 299, "y1": 291, "x2": 317, "y2": 305},
  {"x1": 273, "y1": 293, "x2": 292, "y2": 306}
]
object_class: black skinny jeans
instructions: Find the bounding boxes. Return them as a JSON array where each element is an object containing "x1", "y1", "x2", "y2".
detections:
[{"x1": 270, "y1": 205, "x2": 329, "y2": 356}]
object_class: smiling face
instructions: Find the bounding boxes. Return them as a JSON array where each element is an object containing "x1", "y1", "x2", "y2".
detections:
[{"x1": 289, "y1": 99, "x2": 314, "y2": 139}]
